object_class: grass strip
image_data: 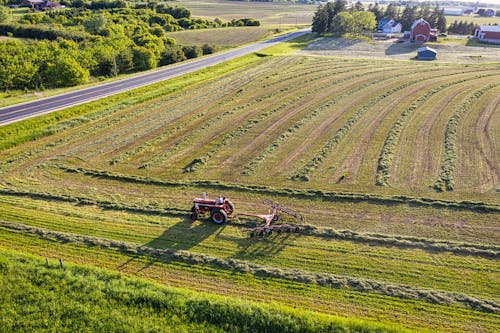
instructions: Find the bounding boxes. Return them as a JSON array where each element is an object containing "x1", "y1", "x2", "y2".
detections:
[
  {"x1": 0, "y1": 249, "x2": 407, "y2": 333},
  {"x1": 2, "y1": 220, "x2": 498, "y2": 314}
]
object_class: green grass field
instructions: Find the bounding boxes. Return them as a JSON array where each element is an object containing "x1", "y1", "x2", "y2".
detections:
[{"x1": 0, "y1": 34, "x2": 499, "y2": 332}]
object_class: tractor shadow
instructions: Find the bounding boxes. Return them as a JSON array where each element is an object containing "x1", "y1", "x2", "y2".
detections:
[
  {"x1": 116, "y1": 215, "x2": 223, "y2": 273},
  {"x1": 116, "y1": 215, "x2": 294, "y2": 273}
]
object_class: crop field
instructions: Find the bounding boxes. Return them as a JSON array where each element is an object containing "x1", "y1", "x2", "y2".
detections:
[
  {"x1": 0, "y1": 44, "x2": 499, "y2": 331},
  {"x1": 177, "y1": 0, "x2": 315, "y2": 25},
  {"x1": 166, "y1": 27, "x2": 278, "y2": 47}
]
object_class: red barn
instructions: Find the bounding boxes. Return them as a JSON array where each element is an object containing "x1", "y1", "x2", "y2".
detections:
[
  {"x1": 474, "y1": 25, "x2": 500, "y2": 44},
  {"x1": 410, "y1": 18, "x2": 435, "y2": 42}
]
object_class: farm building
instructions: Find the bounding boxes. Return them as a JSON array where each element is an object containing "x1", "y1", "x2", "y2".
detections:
[
  {"x1": 443, "y1": 8, "x2": 463, "y2": 16},
  {"x1": 379, "y1": 19, "x2": 402, "y2": 34},
  {"x1": 417, "y1": 46, "x2": 437, "y2": 60},
  {"x1": 410, "y1": 18, "x2": 437, "y2": 42},
  {"x1": 474, "y1": 25, "x2": 500, "y2": 44}
]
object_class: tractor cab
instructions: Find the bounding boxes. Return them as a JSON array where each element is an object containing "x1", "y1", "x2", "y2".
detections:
[{"x1": 190, "y1": 193, "x2": 234, "y2": 224}]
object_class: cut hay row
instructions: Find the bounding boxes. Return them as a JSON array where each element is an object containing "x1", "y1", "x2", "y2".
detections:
[
  {"x1": 181, "y1": 64, "x2": 379, "y2": 173},
  {"x1": 241, "y1": 67, "x2": 410, "y2": 175},
  {"x1": 4, "y1": 230, "x2": 495, "y2": 333},
  {"x1": 62, "y1": 57, "x2": 304, "y2": 162},
  {"x1": 434, "y1": 82, "x2": 500, "y2": 192},
  {"x1": 376, "y1": 73, "x2": 500, "y2": 186},
  {"x1": 1, "y1": 220, "x2": 498, "y2": 314},
  {"x1": 53, "y1": 166, "x2": 500, "y2": 212},
  {"x1": 1, "y1": 187, "x2": 497, "y2": 259},
  {"x1": 289, "y1": 70, "x2": 455, "y2": 182},
  {"x1": 141, "y1": 62, "x2": 372, "y2": 170}
]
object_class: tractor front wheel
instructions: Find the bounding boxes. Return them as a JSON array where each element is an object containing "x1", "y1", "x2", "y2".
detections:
[{"x1": 211, "y1": 209, "x2": 227, "y2": 224}]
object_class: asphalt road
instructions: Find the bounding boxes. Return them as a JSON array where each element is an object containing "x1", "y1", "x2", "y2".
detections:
[{"x1": 0, "y1": 29, "x2": 310, "y2": 127}]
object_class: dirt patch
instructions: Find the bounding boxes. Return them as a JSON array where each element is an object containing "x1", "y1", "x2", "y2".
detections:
[{"x1": 301, "y1": 37, "x2": 500, "y2": 63}]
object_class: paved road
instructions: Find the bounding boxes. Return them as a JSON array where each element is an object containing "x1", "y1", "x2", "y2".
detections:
[{"x1": 0, "y1": 29, "x2": 310, "y2": 127}]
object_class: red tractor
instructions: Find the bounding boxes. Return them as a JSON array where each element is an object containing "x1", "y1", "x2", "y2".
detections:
[{"x1": 190, "y1": 193, "x2": 235, "y2": 224}]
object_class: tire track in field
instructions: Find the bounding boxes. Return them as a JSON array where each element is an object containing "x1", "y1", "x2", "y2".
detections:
[
  {"x1": 265, "y1": 67, "x2": 425, "y2": 176},
  {"x1": 2, "y1": 220, "x2": 498, "y2": 314},
  {"x1": 76, "y1": 57, "x2": 301, "y2": 161},
  {"x1": 56, "y1": 57, "x2": 307, "y2": 163},
  {"x1": 106, "y1": 57, "x2": 304, "y2": 165}
]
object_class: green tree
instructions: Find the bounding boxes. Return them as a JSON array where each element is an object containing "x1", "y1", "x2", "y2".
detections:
[
  {"x1": 0, "y1": 5, "x2": 12, "y2": 23},
  {"x1": 435, "y1": 8, "x2": 447, "y2": 32},
  {"x1": 311, "y1": 5, "x2": 328, "y2": 34},
  {"x1": 44, "y1": 56, "x2": 89, "y2": 87},
  {"x1": 132, "y1": 46, "x2": 156, "y2": 70},
  {"x1": 352, "y1": 11, "x2": 376, "y2": 33},
  {"x1": 330, "y1": 12, "x2": 354, "y2": 34},
  {"x1": 400, "y1": 5, "x2": 418, "y2": 31},
  {"x1": 83, "y1": 14, "x2": 108, "y2": 35},
  {"x1": 159, "y1": 45, "x2": 186, "y2": 65},
  {"x1": 368, "y1": 3, "x2": 382, "y2": 21},
  {"x1": 384, "y1": 3, "x2": 399, "y2": 20}
]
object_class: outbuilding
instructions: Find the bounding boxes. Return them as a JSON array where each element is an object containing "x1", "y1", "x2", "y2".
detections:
[
  {"x1": 474, "y1": 25, "x2": 500, "y2": 44},
  {"x1": 417, "y1": 46, "x2": 437, "y2": 60},
  {"x1": 410, "y1": 18, "x2": 437, "y2": 42}
]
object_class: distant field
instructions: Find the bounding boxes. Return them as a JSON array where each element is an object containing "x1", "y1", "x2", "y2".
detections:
[
  {"x1": 0, "y1": 38, "x2": 499, "y2": 332},
  {"x1": 445, "y1": 15, "x2": 500, "y2": 26},
  {"x1": 177, "y1": 0, "x2": 315, "y2": 25},
  {"x1": 166, "y1": 26, "x2": 278, "y2": 46}
]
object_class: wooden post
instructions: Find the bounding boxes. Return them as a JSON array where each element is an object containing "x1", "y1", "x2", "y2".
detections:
[{"x1": 59, "y1": 258, "x2": 64, "y2": 268}]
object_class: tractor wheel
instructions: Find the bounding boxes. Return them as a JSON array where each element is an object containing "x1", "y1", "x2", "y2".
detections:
[
  {"x1": 190, "y1": 212, "x2": 198, "y2": 221},
  {"x1": 226, "y1": 200, "x2": 235, "y2": 215},
  {"x1": 211, "y1": 209, "x2": 227, "y2": 224}
]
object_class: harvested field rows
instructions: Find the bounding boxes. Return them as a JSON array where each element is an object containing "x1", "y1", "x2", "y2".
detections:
[
  {"x1": 0, "y1": 195, "x2": 499, "y2": 332},
  {"x1": 0, "y1": 54, "x2": 499, "y2": 332}
]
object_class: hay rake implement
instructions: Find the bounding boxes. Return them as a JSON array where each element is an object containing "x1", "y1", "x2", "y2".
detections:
[{"x1": 237, "y1": 199, "x2": 304, "y2": 237}]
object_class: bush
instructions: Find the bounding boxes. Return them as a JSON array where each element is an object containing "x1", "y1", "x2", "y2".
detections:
[{"x1": 182, "y1": 45, "x2": 202, "y2": 59}]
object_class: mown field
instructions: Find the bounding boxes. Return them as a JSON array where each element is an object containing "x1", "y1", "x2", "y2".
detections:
[{"x1": 0, "y1": 39, "x2": 499, "y2": 332}]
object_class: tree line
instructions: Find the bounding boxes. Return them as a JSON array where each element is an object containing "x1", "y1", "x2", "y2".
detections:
[
  {"x1": 312, "y1": 0, "x2": 447, "y2": 34},
  {"x1": 0, "y1": 1, "x2": 260, "y2": 90},
  {"x1": 312, "y1": 0, "x2": 376, "y2": 35}
]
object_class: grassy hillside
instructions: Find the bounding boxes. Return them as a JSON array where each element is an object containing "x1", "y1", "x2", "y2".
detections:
[
  {"x1": 1, "y1": 249, "x2": 406, "y2": 333},
  {"x1": 0, "y1": 37, "x2": 498, "y2": 332}
]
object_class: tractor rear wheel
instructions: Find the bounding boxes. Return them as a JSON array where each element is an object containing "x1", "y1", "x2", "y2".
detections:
[{"x1": 211, "y1": 209, "x2": 227, "y2": 224}]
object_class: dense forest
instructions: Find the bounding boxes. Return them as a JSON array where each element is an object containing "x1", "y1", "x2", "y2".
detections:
[{"x1": 0, "y1": 1, "x2": 260, "y2": 90}]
